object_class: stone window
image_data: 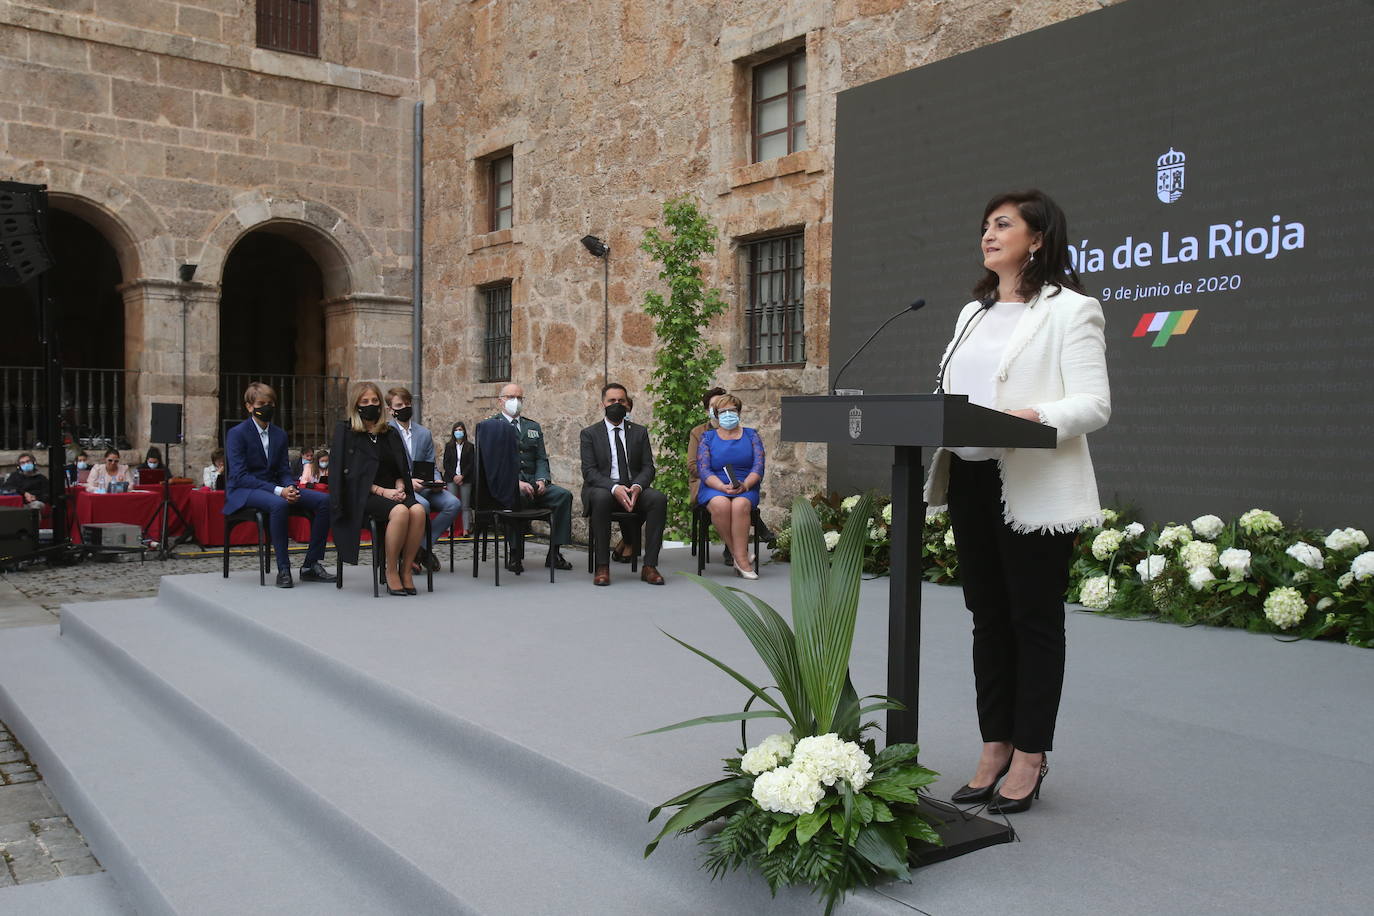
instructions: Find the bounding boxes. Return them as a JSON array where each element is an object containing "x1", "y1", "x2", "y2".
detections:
[
  {"x1": 742, "y1": 233, "x2": 805, "y2": 366},
  {"x1": 490, "y1": 154, "x2": 514, "y2": 231},
  {"x1": 752, "y1": 50, "x2": 806, "y2": 163},
  {"x1": 481, "y1": 283, "x2": 513, "y2": 383},
  {"x1": 257, "y1": 0, "x2": 319, "y2": 57}
]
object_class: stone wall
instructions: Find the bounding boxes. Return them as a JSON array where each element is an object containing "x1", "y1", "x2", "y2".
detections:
[
  {"x1": 0, "y1": 0, "x2": 419, "y2": 472},
  {"x1": 417, "y1": 0, "x2": 1118, "y2": 527}
]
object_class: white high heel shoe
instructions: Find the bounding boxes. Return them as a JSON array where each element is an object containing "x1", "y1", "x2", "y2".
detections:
[{"x1": 735, "y1": 564, "x2": 759, "y2": 581}]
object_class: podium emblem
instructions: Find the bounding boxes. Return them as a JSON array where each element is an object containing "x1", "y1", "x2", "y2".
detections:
[
  {"x1": 848, "y1": 406, "x2": 862, "y2": 439},
  {"x1": 1156, "y1": 148, "x2": 1185, "y2": 204}
]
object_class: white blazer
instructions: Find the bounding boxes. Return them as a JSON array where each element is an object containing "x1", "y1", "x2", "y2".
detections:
[{"x1": 923, "y1": 284, "x2": 1111, "y2": 534}]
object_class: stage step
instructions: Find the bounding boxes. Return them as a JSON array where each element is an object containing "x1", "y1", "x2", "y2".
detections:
[{"x1": 0, "y1": 578, "x2": 907, "y2": 915}]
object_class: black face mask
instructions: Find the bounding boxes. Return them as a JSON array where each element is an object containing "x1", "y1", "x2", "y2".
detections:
[
  {"x1": 252, "y1": 404, "x2": 276, "y2": 423},
  {"x1": 358, "y1": 404, "x2": 382, "y2": 423},
  {"x1": 394, "y1": 406, "x2": 413, "y2": 422},
  {"x1": 604, "y1": 403, "x2": 628, "y2": 423}
]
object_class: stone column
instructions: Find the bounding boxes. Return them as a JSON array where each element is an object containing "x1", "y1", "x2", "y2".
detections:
[
  {"x1": 323, "y1": 294, "x2": 414, "y2": 391},
  {"x1": 119, "y1": 278, "x2": 221, "y2": 476}
]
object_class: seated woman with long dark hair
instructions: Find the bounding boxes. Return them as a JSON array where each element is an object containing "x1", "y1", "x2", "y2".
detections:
[{"x1": 329, "y1": 381, "x2": 428, "y2": 596}]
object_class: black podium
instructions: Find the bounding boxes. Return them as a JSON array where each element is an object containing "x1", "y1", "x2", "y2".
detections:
[
  {"x1": 781, "y1": 393, "x2": 1055, "y2": 745},
  {"x1": 781, "y1": 394, "x2": 1056, "y2": 861}
]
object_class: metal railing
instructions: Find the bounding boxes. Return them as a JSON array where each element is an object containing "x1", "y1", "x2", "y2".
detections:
[
  {"x1": 0, "y1": 366, "x2": 126, "y2": 451},
  {"x1": 220, "y1": 372, "x2": 348, "y2": 449}
]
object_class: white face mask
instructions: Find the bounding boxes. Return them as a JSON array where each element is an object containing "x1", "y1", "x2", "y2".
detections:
[{"x1": 503, "y1": 397, "x2": 522, "y2": 417}]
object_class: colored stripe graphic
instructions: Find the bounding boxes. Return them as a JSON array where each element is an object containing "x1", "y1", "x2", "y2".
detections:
[{"x1": 1134, "y1": 309, "x2": 1199, "y2": 347}]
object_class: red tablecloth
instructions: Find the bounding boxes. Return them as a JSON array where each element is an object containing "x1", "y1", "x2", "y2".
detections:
[
  {"x1": 188, "y1": 486, "x2": 366, "y2": 547},
  {"x1": 69, "y1": 489, "x2": 161, "y2": 543},
  {"x1": 0, "y1": 495, "x2": 22, "y2": 508}
]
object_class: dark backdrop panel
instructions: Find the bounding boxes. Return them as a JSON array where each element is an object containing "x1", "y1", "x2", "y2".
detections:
[{"x1": 829, "y1": 0, "x2": 1374, "y2": 528}]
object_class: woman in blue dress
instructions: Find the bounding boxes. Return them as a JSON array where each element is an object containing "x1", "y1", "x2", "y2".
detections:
[{"x1": 695, "y1": 393, "x2": 765, "y2": 580}]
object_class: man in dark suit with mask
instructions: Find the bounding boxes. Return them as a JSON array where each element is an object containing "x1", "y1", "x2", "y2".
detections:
[
  {"x1": 224, "y1": 382, "x2": 334, "y2": 588},
  {"x1": 490, "y1": 382, "x2": 572, "y2": 574},
  {"x1": 579, "y1": 382, "x2": 667, "y2": 586}
]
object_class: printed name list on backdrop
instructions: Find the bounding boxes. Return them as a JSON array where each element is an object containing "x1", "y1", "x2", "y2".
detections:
[{"x1": 829, "y1": 0, "x2": 1374, "y2": 528}]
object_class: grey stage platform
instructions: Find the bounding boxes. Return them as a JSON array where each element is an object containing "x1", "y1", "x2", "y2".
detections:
[{"x1": 0, "y1": 546, "x2": 1369, "y2": 914}]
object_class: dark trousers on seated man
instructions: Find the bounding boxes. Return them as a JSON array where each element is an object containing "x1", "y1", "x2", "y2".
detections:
[
  {"x1": 238, "y1": 487, "x2": 331, "y2": 572},
  {"x1": 585, "y1": 486, "x2": 667, "y2": 568},
  {"x1": 507, "y1": 484, "x2": 573, "y2": 565}
]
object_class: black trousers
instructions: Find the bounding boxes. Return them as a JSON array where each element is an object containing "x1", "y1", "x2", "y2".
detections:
[
  {"x1": 584, "y1": 486, "x2": 667, "y2": 567},
  {"x1": 946, "y1": 456, "x2": 1076, "y2": 753}
]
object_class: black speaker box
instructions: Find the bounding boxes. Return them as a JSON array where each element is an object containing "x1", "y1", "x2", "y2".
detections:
[
  {"x1": 151, "y1": 402, "x2": 182, "y2": 444},
  {"x1": 0, "y1": 506, "x2": 40, "y2": 562}
]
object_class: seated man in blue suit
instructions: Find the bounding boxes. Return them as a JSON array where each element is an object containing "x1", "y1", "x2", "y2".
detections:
[
  {"x1": 224, "y1": 382, "x2": 335, "y2": 588},
  {"x1": 386, "y1": 386, "x2": 461, "y2": 571}
]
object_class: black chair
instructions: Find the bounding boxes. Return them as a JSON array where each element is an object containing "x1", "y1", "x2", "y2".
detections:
[
  {"x1": 587, "y1": 508, "x2": 644, "y2": 574},
  {"x1": 334, "y1": 511, "x2": 434, "y2": 597},
  {"x1": 222, "y1": 507, "x2": 268, "y2": 586},
  {"x1": 470, "y1": 434, "x2": 555, "y2": 586},
  {"x1": 692, "y1": 500, "x2": 761, "y2": 575}
]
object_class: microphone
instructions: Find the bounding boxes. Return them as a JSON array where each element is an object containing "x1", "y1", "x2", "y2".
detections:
[
  {"x1": 831, "y1": 299, "x2": 926, "y2": 395},
  {"x1": 934, "y1": 295, "x2": 996, "y2": 394}
]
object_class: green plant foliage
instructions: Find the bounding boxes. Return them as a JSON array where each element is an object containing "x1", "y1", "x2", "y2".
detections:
[
  {"x1": 640, "y1": 196, "x2": 728, "y2": 538},
  {"x1": 645, "y1": 495, "x2": 942, "y2": 913}
]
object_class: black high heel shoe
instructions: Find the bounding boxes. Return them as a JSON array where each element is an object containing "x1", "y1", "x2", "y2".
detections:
[
  {"x1": 950, "y1": 756, "x2": 1012, "y2": 805},
  {"x1": 988, "y1": 757, "x2": 1049, "y2": 814}
]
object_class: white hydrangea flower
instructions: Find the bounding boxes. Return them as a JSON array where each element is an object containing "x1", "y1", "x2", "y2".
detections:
[
  {"x1": 1326, "y1": 528, "x2": 1370, "y2": 552},
  {"x1": 1285, "y1": 542, "x2": 1324, "y2": 570},
  {"x1": 1091, "y1": 529, "x2": 1124, "y2": 561},
  {"x1": 823, "y1": 530, "x2": 841, "y2": 551},
  {"x1": 790, "y1": 734, "x2": 873, "y2": 791},
  {"x1": 1292, "y1": 569, "x2": 1309, "y2": 584},
  {"x1": 741, "y1": 732, "x2": 795, "y2": 776},
  {"x1": 751, "y1": 765, "x2": 825, "y2": 815},
  {"x1": 881, "y1": 503, "x2": 892, "y2": 524},
  {"x1": 1156, "y1": 524, "x2": 1193, "y2": 550},
  {"x1": 867, "y1": 521, "x2": 883, "y2": 542},
  {"x1": 1337, "y1": 571, "x2": 1354, "y2": 589},
  {"x1": 1187, "y1": 566, "x2": 1217, "y2": 590},
  {"x1": 1123, "y1": 522, "x2": 1145, "y2": 540},
  {"x1": 840, "y1": 495, "x2": 860, "y2": 512},
  {"x1": 1351, "y1": 552, "x2": 1374, "y2": 581},
  {"x1": 1100, "y1": 508, "x2": 1119, "y2": 523},
  {"x1": 1078, "y1": 575, "x2": 1114, "y2": 609},
  {"x1": 943, "y1": 528, "x2": 956, "y2": 548},
  {"x1": 1219, "y1": 548, "x2": 1252, "y2": 581},
  {"x1": 1316, "y1": 597, "x2": 1335, "y2": 612},
  {"x1": 1239, "y1": 508, "x2": 1283, "y2": 535},
  {"x1": 1263, "y1": 586, "x2": 1307, "y2": 630},
  {"x1": 1191, "y1": 515, "x2": 1225, "y2": 540},
  {"x1": 1136, "y1": 554, "x2": 1167, "y2": 583},
  {"x1": 1178, "y1": 541, "x2": 1219, "y2": 570}
]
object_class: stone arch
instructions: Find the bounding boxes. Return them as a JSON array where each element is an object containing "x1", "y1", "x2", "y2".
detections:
[
  {"x1": 7, "y1": 160, "x2": 172, "y2": 281},
  {"x1": 196, "y1": 190, "x2": 382, "y2": 299}
]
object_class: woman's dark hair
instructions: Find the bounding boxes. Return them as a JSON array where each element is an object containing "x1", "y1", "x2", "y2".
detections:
[
  {"x1": 103, "y1": 448, "x2": 120, "y2": 460},
  {"x1": 973, "y1": 189, "x2": 1084, "y2": 303},
  {"x1": 452, "y1": 421, "x2": 467, "y2": 434},
  {"x1": 144, "y1": 446, "x2": 163, "y2": 463}
]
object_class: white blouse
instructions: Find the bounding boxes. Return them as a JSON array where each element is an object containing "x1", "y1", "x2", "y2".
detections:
[{"x1": 944, "y1": 301, "x2": 1028, "y2": 461}]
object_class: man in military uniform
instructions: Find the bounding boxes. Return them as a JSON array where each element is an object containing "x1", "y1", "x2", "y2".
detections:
[{"x1": 491, "y1": 383, "x2": 573, "y2": 573}]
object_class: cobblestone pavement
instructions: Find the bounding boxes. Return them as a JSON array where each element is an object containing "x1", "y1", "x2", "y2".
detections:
[{"x1": 0, "y1": 721, "x2": 102, "y2": 888}]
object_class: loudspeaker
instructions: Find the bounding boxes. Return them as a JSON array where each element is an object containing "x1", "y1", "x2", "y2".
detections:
[
  {"x1": 0, "y1": 181, "x2": 55, "y2": 288},
  {"x1": 0, "y1": 506, "x2": 40, "y2": 563},
  {"x1": 151, "y1": 402, "x2": 182, "y2": 444}
]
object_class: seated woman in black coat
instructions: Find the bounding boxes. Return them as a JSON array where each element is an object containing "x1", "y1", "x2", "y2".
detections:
[{"x1": 329, "y1": 381, "x2": 428, "y2": 596}]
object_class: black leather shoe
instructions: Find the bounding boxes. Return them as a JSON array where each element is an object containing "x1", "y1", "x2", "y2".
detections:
[
  {"x1": 546, "y1": 551, "x2": 572, "y2": 571},
  {"x1": 722, "y1": 546, "x2": 734, "y2": 567},
  {"x1": 950, "y1": 757, "x2": 1012, "y2": 805},
  {"x1": 505, "y1": 556, "x2": 524, "y2": 575},
  {"x1": 403, "y1": 586, "x2": 418, "y2": 596},
  {"x1": 385, "y1": 586, "x2": 409, "y2": 597},
  {"x1": 988, "y1": 758, "x2": 1049, "y2": 815},
  {"x1": 275, "y1": 569, "x2": 294, "y2": 589},
  {"x1": 299, "y1": 561, "x2": 336, "y2": 583},
  {"x1": 417, "y1": 547, "x2": 441, "y2": 572}
]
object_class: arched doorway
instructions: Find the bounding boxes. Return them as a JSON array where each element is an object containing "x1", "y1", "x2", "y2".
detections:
[
  {"x1": 218, "y1": 228, "x2": 339, "y2": 452},
  {"x1": 0, "y1": 207, "x2": 126, "y2": 450}
]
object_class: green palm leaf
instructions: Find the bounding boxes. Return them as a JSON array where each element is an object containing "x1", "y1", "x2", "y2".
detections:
[
  {"x1": 635, "y1": 709, "x2": 787, "y2": 736},
  {"x1": 656, "y1": 629, "x2": 791, "y2": 725}
]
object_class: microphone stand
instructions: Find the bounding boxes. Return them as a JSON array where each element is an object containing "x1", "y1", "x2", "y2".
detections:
[{"x1": 832, "y1": 299, "x2": 925, "y2": 394}]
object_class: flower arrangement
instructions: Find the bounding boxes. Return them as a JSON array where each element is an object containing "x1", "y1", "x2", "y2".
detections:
[
  {"x1": 775, "y1": 491, "x2": 1372, "y2": 647},
  {"x1": 645, "y1": 494, "x2": 942, "y2": 914},
  {"x1": 1068, "y1": 507, "x2": 1373, "y2": 646},
  {"x1": 771, "y1": 490, "x2": 898, "y2": 576}
]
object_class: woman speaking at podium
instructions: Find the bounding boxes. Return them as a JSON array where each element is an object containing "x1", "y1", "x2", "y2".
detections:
[{"x1": 923, "y1": 189, "x2": 1110, "y2": 814}]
